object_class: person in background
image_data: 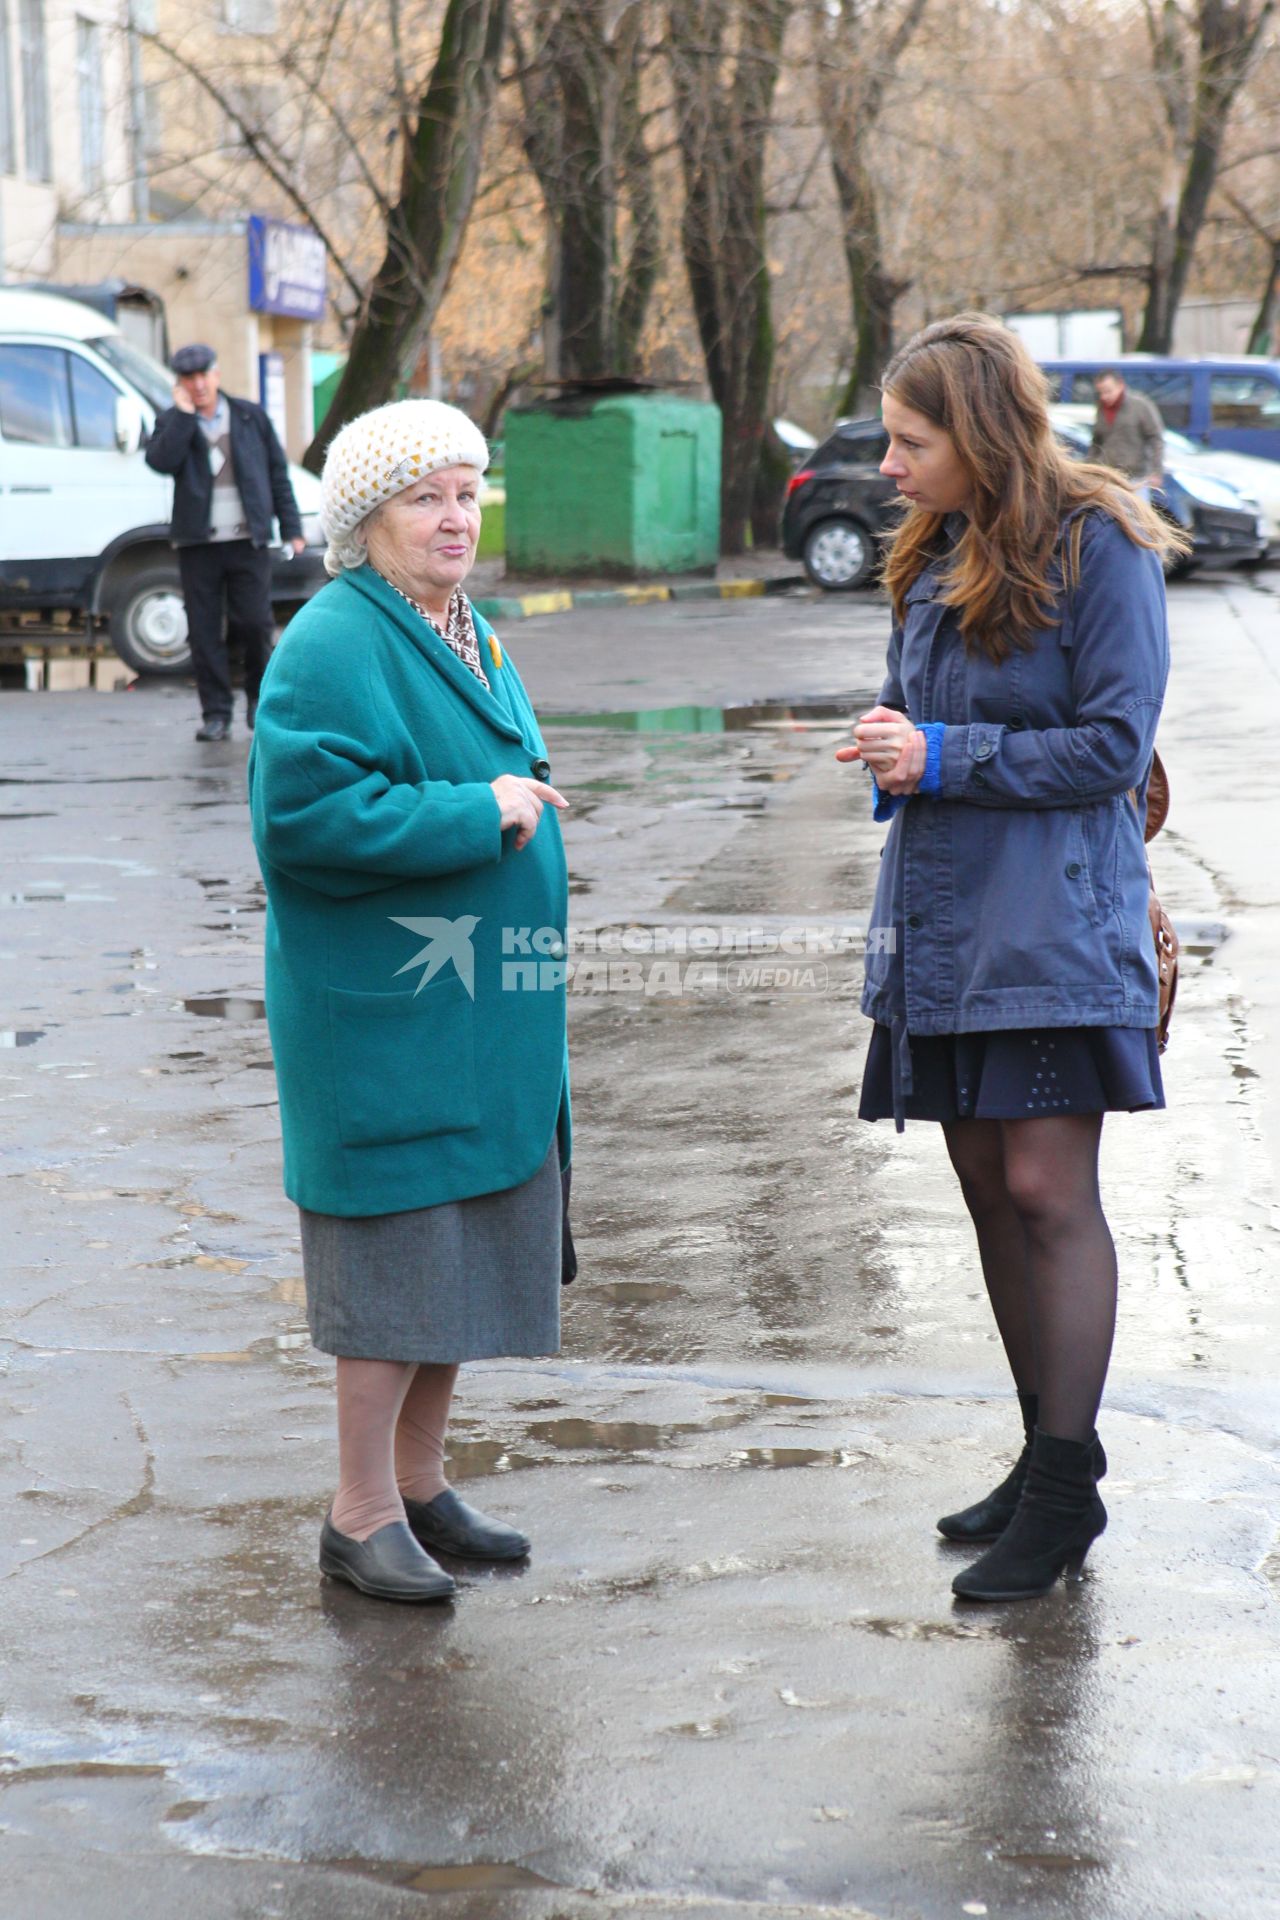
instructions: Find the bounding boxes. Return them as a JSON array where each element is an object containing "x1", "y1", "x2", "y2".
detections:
[
  {"x1": 1089, "y1": 369, "x2": 1164, "y2": 501},
  {"x1": 145, "y1": 344, "x2": 304, "y2": 742}
]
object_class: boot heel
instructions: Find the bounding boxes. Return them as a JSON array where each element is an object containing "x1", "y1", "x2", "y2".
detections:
[{"x1": 1061, "y1": 1545, "x2": 1090, "y2": 1582}]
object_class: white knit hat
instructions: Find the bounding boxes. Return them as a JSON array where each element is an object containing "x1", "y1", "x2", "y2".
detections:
[{"x1": 320, "y1": 399, "x2": 489, "y2": 577}]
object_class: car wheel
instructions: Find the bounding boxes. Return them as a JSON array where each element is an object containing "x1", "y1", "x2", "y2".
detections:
[
  {"x1": 105, "y1": 563, "x2": 193, "y2": 676},
  {"x1": 802, "y1": 517, "x2": 875, "y2": 591}
]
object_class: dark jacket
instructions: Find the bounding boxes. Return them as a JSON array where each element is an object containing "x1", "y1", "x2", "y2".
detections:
[
  {"x1": 863, "y1": 510, "x2": 1169, "y2": 1042},
  {"x1": 144, "y1": 395, "x2": 303, "y2": 547},
  {"x1": 1088, "y1": 389, "x2": 1164, "y2": 483}
]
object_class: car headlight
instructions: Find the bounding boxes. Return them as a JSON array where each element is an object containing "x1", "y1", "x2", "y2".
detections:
[{"x1": 1170, "y1": 467, "x2": 1251, "y2": 511}]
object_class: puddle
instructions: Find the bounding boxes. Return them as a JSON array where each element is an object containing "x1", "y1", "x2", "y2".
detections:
[
  {"x1": 532, "y1": 1417, "x2": 670, "y2": 1451},
  {"x1": 545, "y1": 696, "x2": 866, "y2": 734},
  {"x1": 403, "y1": 1865, "x2": 561, "y2": 1894},
  {"x1": 0, "y1": 1030, "x2": 45, "y2": 1047},
  {"x1": 849, "y1": 1614, "x2": 988, "y2": 1642},
  {"x1": 997, "y1": 1852, "x2": 1104, "y2": 1872},
  {"x1": 446, "y1": 1438, "x2": 540, "y2": 1479},
  {"x1": 731, "y1": 1446, "x2": 862, "y2": 1469},
  {"x1": 181, "y1": 996, "x2": 266, "y2": 1021},
  {"x1": 599, "y1": 1280, "x2": 686, "y2": 1305}
]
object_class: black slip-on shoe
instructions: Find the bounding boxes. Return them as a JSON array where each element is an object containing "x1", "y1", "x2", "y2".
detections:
[
  {"x1": 195, "y1": 716, "x2": 231, "y2": 742},
  {"x1": 319, "y1": 1516, "x2": 457, "y2": 1602},
  {"x1": 402, "y1": 1488, "x2": 530, "y2": 1562},
  {"x1": 245, "y1": 699, "x2": 258, "y2": 731}
]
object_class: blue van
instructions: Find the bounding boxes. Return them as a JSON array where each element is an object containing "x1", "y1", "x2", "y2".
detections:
[{"x1": 1039, "y1": 356, "x2": 1280, "y2": 461}]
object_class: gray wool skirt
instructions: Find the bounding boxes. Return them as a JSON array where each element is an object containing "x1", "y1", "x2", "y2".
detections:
[{"x1": 298, "y1": 1142, "x2": 562, "y2": 1363}]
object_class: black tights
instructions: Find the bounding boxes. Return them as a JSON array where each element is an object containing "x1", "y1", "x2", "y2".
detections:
[{"x1": 942, "y1": 1114, "x2": 1117, "y2": 1442}]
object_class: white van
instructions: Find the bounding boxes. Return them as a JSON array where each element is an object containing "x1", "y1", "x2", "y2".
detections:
[{"x1": 0, "y1": 287, "x2": 327, "y2": 674}]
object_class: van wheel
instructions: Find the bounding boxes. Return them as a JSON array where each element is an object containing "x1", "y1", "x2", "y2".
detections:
[
  {"x1": 105, "y1": 563, "x2": 192, "y2": 676},
  {"x1": 802, "y1": 517, "x2": 876, "y2": 590}
]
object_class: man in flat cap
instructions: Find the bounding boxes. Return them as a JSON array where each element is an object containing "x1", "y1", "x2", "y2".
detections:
[{"x1": 145, "y1": 344, "x2": 304, "y2": 741}]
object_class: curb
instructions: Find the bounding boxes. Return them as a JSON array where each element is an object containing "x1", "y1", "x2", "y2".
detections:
[{"x1": 471, "y1": 573, "x2": 807, "y2": 625}]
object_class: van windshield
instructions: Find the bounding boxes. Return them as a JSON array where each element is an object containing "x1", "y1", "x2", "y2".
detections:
[{"x1": 89, "y1": 334, "x2": 173, "y2": 414}]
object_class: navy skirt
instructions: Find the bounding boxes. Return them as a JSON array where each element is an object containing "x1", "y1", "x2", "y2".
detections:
[{"x1": 859, "y1": 1023, "x2": 1165, "y2": 1126}]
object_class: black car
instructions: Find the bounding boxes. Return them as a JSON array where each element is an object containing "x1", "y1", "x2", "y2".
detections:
[{"x1": 780, "y1": 417, "x2": 897, "y2": 590}]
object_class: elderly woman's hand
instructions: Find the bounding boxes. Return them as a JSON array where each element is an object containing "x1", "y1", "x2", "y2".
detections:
[
  {"x1": 491, "y1": 775, "x2": 569, "y2": 851},
  {"x1": 835, "y1": 705, "x2": 927, "y2": 795}
]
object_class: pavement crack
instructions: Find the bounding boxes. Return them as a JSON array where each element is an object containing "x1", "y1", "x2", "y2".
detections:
[{"x1": 4, "y1": 1394, "x2": 156, "y2": 1579}]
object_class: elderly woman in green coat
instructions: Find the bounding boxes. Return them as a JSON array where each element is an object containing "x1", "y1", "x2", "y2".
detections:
[{"x1": 249, "y1": 399, "x2": 571, "y2": 1604}]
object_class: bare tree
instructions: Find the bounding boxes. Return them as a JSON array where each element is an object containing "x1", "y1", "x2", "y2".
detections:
[
  {"x1": 810, "y1": 0, "x2": 929, "y2": 413},
  {"x1": 1138, "y1": 0, "x2": 1276, "y2": 351},
  {"x1": 515, "y1": 0, "x2": 661, "y2": 379},
  {"x1": 668, "y1": 0, "x2": 790, "y2": 553},
  {"x1": 303, "y1": 0, "x2": 509, "y2": 466}
]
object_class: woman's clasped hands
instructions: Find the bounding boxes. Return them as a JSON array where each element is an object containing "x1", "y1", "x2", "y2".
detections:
[{"x1": 835, "y1": 705, "x2": 927, "y2": 795}]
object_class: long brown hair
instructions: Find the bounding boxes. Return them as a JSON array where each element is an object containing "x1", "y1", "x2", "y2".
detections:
[{"x1": 879, "y1": 313, "x2": 1187, "y2": 660}]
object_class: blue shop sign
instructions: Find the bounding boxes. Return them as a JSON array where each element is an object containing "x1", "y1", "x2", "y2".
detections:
[{"x1": 247, "y1": 214, "x2": 327, "y2": 321}]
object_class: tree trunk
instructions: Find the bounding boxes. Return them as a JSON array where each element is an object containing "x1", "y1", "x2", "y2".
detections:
[
  {"x1": 1246, "y1": 237, "x2": 1280, "y2": 355},
  {"x1": 812, "y1": 0, "x2": 928, "y2": 415},
  {"x1": 669, "y1": 0, "x2": 789, "y2": 555},
  {"x1": 551, "y1": 0, "x2": 616, "y2": 379},
  {"x1": 1137, "y1": 0, "x2": 1275, "y2": 354},
  {"x1": 517, "y1": 2, "x2": 656, "y2": 383},
  {"x1": 829, "y1": 147, "x2": 905, "y2": 413},
  {"x1": 303, "y1": 0, "x2": 508, "y2": 472}
]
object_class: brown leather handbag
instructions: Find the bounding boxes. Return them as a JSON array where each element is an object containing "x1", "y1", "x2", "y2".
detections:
[{"x1": 1132, "y1": 750, "x2": 1177, "y2": 1052}]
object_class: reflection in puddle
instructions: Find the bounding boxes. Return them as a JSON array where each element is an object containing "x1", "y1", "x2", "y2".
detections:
[
  {"x1": 182, "y1": 996, "x2": 266, "y2": 1021},
  {"x1": 403, "y1": 1864, "x2": 562, "y2": 1893},
  {"x1": 731, "y1": 1447, "x2": 862, "y2": 1469},
  {"x1": 528, "y1": 1411, "x2": 749, "y2": 1454},
  {"x1": 599, "y1": 1280, "x2": 686, "y2": 1305},
  {"x1": 0, "y1": 1029, "x2": 45, "y2": 1047},
  {"x1": 546, "y1": 697, "x2": 865, "y2": 735},
  {"x1": 447, "y1": 1438, "x2": 540, "y2": 1480}
]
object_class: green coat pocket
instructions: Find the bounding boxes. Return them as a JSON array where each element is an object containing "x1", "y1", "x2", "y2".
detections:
[{"x1": 327, "y1": 977, "x2": 480, "y2": 1149}]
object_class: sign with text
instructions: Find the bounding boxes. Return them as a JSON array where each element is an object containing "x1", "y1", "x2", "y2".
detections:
[{"x1": 247, "y1": 215, "x2": 326, "y2": 321}]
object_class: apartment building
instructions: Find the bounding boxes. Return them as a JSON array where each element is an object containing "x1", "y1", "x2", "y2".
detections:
[{"x1": 1, "y1": 0, "x2": 324, "y2": 455}]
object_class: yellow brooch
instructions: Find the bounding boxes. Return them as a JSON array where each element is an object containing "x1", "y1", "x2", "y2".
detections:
[{"x1": 487, "y1": 635, "x2": 503, "y2": 671}]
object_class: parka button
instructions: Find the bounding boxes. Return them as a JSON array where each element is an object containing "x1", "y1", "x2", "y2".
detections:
[
  {"x1": 1008, "y1": 715, "x2": 1026, "y2": 730},
  {"x1": 907, "y1": 913, "x2": 923, "y2": 930},
  {"x1": 973, "y1": 771, "x2": 989, "y2": 787},
  {"x1": 1066, "y1": 861, "x2": 1081, "y2": 878},
  {"x1": 974, "y1": 739, "x2": 994, "y2": 761},
  {"x1": 531, "y1": 757, "x2": 551, "y2": 782}
]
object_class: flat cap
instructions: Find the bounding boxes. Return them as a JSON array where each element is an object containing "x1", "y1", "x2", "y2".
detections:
[{"x1": 172, "y1": 343, "x2": 217, "y2": 375}]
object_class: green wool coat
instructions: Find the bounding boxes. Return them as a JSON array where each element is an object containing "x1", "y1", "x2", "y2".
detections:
[{"x1": 248, "y1": 565, "x2": 570, "y2": 1217}]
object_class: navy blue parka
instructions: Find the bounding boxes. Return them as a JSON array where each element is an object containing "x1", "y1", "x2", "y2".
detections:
[{"x1": 862, "y1": 509, "x2": 1169, "y2": 1045}]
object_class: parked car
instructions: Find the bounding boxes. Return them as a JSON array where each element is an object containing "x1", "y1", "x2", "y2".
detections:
[
  {"x1": 1052, "y1": 414, "x2": 1267, "y2": 571},
  {"x1": 780, "y1": 416, "x2": 896, "y2": 589},
  {"x1": 0, "y1": 287, "x2": 328, "y2": 675},
  {"x1": 1053, "y1": 401, "x2": 1279, "y2": 555},
  {"x1": 1039, "y1": 354, "x2": 1280, "y2": 462}
]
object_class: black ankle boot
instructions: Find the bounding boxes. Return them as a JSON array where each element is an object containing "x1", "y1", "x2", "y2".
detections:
[
  {"x1": 951, "y1": 1428, "x2": 1107, "y2": 1602},
  {"x1": 937, "y1": 1395, "x2": 1108, "y2": 1543},
  {"x1": 936, "y1": 1390, "x2": 1039, "y2": 1542}
]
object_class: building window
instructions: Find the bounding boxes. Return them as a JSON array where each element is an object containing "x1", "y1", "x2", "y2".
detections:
[
  {"x1": 77, "y1": 15, "x2": 104, "y2": 195},
  {"x1": 0, "y1": 1, "x2": 16, "y2": 176},
  {"x1": 17, "y1": 0, "x2": 50, "y2": 183}
]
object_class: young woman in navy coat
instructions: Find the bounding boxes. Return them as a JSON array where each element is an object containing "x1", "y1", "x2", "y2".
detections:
[{"x1": 839, "y1": 314, "x2": 1183, "y2": 1602}]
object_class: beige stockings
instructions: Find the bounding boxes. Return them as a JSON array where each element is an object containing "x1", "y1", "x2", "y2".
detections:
[{"x1": 330, "y1": 1358, "x2": 459, "y2": 1540}]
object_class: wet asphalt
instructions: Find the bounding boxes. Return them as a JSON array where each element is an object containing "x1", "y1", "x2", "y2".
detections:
[{"x1": 1, "y1": 577, "x2": 1279, "y2": 1920}]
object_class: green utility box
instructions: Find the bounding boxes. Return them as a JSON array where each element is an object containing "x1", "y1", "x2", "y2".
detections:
[{"x1": 504, "y1": 391, "x2": 721, "y2": 578}]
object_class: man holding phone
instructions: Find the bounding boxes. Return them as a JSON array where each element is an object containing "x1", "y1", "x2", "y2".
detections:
[{"x1": 145, "y1": 343, "x2": 304, "y2": 741}]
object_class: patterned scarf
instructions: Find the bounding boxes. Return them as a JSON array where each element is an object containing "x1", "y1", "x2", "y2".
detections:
[{"x1": 382, "y1": 575, "x2": 489, "y2": 690}]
